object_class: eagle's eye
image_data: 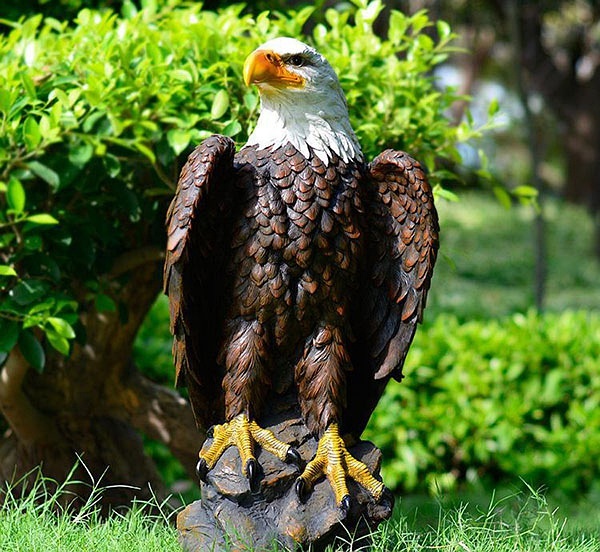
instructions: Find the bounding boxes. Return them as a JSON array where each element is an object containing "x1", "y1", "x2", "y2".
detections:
[{"x1": 287, "y1": 54, "x2": 305, "y2": 67}]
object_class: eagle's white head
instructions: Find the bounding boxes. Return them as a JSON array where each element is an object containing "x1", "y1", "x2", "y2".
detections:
[{"x1": 243, "y1": 37, "x2": 363, "y2": 164}]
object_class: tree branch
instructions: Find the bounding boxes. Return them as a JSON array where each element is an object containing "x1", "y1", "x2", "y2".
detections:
[
  {"x1": 109, "y1": 367, "x2": 203, "y2": 480},
  {"x1": 153, "y1": 161, "x2": 177, "y2": 190},
  {"x1": 109, "y1": 247, "x2": 165, "y2": 279},
  {"x1": 517, "y1": 2, "x2": 576, "y2": 114},
  {"x1": 0, "y1": 348, "x2": 59, "y2": 445}
]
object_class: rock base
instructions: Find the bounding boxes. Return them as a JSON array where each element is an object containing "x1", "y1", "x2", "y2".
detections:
[{"x1": 177, "y1": 409, "x2": 393, "y2": 551}]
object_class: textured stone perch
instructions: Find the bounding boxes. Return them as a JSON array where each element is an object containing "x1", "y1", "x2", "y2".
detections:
[{"x1": 177, "y1": 406, "x2": 393, "y2": 551}]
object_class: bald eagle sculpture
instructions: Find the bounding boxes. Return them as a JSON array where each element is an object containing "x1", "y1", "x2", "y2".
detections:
[{"x1": 164, "y1": 37, "x2": 439, "y2": 511}]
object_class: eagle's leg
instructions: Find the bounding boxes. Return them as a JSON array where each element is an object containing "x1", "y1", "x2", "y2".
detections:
[
  {"x1": 197, "y1": 413, "x2": 296, "y2": 482},
  {"x1": 295, "y1": 325, "x2": 387, "y2": 511},
  {"x1": 295, "y1": 423, "x2": 385, "y2": 511},
  {"x1": 197, "y1": 319, "x2": 298, "y2": 483}
]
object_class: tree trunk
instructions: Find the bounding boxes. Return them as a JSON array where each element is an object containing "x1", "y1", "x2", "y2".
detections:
[
  {"x1": 0, "y1": 258, "x2": 203, "y2": 510},
  {"x1": 509, "y1": 0, "x2": 547, "y2": 310},
  {"x1": 518, "y1": 2, "x2": 600, "y2": 258}
]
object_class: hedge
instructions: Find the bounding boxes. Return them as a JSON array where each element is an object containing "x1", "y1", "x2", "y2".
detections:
[{"x1": 365, "y1": 310, "x2": 600, "y2": 495}]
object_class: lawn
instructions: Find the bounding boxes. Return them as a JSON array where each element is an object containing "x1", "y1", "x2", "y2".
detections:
[
  {"x1": 388, "y1": 488, "x2": 600, "y2": 551},
  {"x1": 0, "y1": 481, "x2": 179, "y2": 552},
  {"x1": 427, "y1": 191, "x2": 600, "y2": 319},
  {"x1": 2, "y1": 479, "x2": 600, "y2": 551}
]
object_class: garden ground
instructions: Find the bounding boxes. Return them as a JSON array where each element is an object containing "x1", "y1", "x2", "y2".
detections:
[{"x1": 2, "y1": 478, "x2": 600, "y2": 551}]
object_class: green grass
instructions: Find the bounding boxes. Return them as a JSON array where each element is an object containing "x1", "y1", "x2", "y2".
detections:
[
  {"x1": 371, "y1": 489, "x2": 600, "y2": 552},
  {"x1": 0, "y1": 473, "x2": 180, "y2": 552},
  {"x1": 428, "y1": 192, "x2": 600, "y2": 319},
  {"x1": 2, "y1": 474, "x2": 600, "y2": 551}
]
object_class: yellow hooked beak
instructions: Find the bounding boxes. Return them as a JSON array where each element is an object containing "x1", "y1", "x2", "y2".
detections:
[{"x1": 243, "y1": 49, "x2": 305, "y2": 89}]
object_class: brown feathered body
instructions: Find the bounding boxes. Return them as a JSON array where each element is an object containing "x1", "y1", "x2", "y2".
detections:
[{"x1": 164, "y1": 134, "x2": 438, "y2": 439}]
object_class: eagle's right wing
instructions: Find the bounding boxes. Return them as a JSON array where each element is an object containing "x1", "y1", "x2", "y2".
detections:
[
  {"x1": 164, "y1": 135, "x2": 236, "y2": 428},
  {"x1": 344, "y1": 149, "x2": 439, "y2": 437},
  {"x1": 361, "y1": 150, "x2": 439, "y2": 381}
]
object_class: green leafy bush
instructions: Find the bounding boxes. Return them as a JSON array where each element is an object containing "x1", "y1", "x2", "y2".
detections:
[
  {"x1": 365, "y1": 310, "x2": 600, "y2": 495},
  {"x1": 0, "y1": 0, "x2": 487, "y2": 369}
]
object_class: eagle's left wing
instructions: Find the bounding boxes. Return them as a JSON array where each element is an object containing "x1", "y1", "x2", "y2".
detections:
[
  {"x1": 164, "y1": 135, "x2": 236, "y2": 428},
  {"x1": 345, "y1": 150, "x2": 439, "y2": 436}
]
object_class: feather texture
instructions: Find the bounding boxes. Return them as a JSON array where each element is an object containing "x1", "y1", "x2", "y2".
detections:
[
  {"x1": 342, "y1": 150, "x2": 439, "y2": 436},
  {"x1": 164, "y1": 137, "x2": 438, "y2": 440}
]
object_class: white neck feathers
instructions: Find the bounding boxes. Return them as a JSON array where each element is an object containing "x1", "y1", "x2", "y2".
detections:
[{"x1": 245, "y1": 93, "x2": 363, "y2": 165}]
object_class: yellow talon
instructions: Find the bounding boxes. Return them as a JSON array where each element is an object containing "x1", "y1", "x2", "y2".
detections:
[
  {"x1": 249, "y1": 420, "x2": 293, "y2": 461},
  {"x1": 197, "y1": 413, "x2": 295, "y2": 481},
  {"x1": 296, "y1": 423, "x2": 386, "y2": 508}
]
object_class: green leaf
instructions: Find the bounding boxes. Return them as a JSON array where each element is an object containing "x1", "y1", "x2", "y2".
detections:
[
  {"x1": 21, "y1": 73, "x2": 36, "y2": 99},
  {"x1": 488, "y1": 98, "x2": 499, "y2": 117},
  {"x1": 0, "y1": 319, "x2": 20, "y2": 352},
  {"x1": 27, "y1": 161, "x2": 60, "y2": 190},
  {"x1": 83, "y1": 111, "x2": 106, "y2": 133},
  {"x1": 68, "y1": 142, "x2": 94, "y2": 167},
  {"x1": 223, "y1": 120, "x2": 242, "y2": 137},
  {"x1": 28, "y1": 298, "x2": 56, "y2": 315},
  {"x1": 211, "y1": 89, "x2": 230, "y2": 120},
  {"x1": 0, "y1": 265, "x2": 17, "y2": 277},
  {"x1": 18, "y1": 330, "x2": 45, "y2": 373},
  {"x1": 514, "y1": 185, "x2": 538, "y2": 199},
  {"x1": 493, "y1": 186, "x2": 512, "y2": 210},
  {"x1": 170, "y1": 69, "x2": 193, "y2": 83},
  {"x1": 9, "y1": 279, "x2": 48, "y2": 305},
  {"x1": 0, "y1": 88, "x2": 11, "y2": 113},
  {"x1": 243, "y1": 91, "x2": 258, "y2": 111},
  {"x1": 134, "y1": 142, "x2": 156, "y2": 164},
  {"x1": 26, "y1": 213, "x2": 59, "y2": 225},
  {"x1": 46, "y1": 331, "x2": 70, "y2": 355},
  {"x1": 103, "y1": 154, "x2": 121, "y2": 178},
  {"x1": 24, "y1": 234, "x2": 43, "y2": 250},
  {"x1": 23, "y1": 116, "x2": 42, "y2": 150},
  {"x1": 432, "y1": 185, "x2": 459, "y2": 202},
  {"x1": 121, "y1": 0, "x2": 138, "y2": 18},
  {"x1": 47, "y1": 317, "x2": 76, "y2": 339},
  {"x1": 436, "y1": 20, "x2": 451, "y2": 40},
  {"x1": 95, "y1": 293, "x2": 117, "y2": 313},
  {"x1": 7, "y1": 177, "x2": 26, "y2": 213},
  {"x1": 167, "y1": 129, "x2": 191, "y2": 156}
]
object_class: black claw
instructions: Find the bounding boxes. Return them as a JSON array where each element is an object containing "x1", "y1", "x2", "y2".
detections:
[
  {"x1": 206, "y1": 425, "x2": 215, "y2": 438},
  {"x1": 295, "y1": 477, "x2": 308, "y2": 503},
  {"x1": 196, "y1": 458, "x2": 208, "y2": 482},
  {"x1": 246, "y1": 458, "x2": 258, "y2": 486},
  {"x1": 285, "y1": 447, "x2": 301, "y2": 465},
  {"x1": 379, "y1": 487, "x2": 394, "y2": 509},
  {"x1": 340, "y1": 494, "x2": 351, "y2": 515}
]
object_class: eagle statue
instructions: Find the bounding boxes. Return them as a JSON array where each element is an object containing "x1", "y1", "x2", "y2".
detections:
[{"x1": 164, "y1": 37, "x2": 439, "y2": 512}]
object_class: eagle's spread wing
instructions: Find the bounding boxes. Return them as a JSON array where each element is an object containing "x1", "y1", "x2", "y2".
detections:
[
  {"x1": 164, "y1": 135, "x2": 236, "y2": 427},
  {"x1": 345, "y1": 150, "x2": 439, "y2": 435},
  {"x1": 363, "y1": 150, "x2": 439, "y2": 378}
]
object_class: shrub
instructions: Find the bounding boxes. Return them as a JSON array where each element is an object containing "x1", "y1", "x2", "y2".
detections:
[{"x1": 365, "y1": 310, "x2": 600, "y2": 495}]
